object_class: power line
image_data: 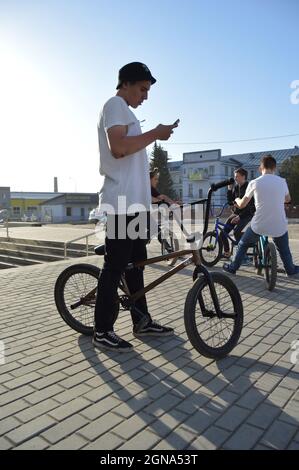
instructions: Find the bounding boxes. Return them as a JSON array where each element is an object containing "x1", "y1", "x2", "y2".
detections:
[{"x1": 163, "y1": 133, "x2": 299, "y2": 145}]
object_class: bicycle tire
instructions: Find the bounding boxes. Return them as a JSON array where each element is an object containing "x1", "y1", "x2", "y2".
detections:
[
  {"x1": 184, "y1": 272, "x2": 243, "y2": 359},
  {"x1": 199, "y1": 231, "x2": 223, "y2": 267},
  {"x1": 54, "y1": 263, "x2": 120, "y2": 336},
  {"x1": 265, "y1": 242, "x2": 277, "y2": 291}
]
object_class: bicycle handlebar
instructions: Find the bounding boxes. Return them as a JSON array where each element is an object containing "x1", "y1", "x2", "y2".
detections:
[{"x1": 211, "y1": 178, "x2": 234, "y2": 191}]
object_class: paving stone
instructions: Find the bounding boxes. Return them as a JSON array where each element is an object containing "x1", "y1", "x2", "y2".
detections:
[
  {"x1": 14, "y1": 436, "x2": 49, "y2": 450},
  {"x1": 247, "y1": 402, "x2": 281, "y2": 429},
  {"x1": 6, "y1": 415, "x2": 57, "y2": 445},
  {"x1": 215, "y1": 405, "x2": 251, "y2": 431},
  {"x1": 113, "y1": 412, "x2": 155, "y2": 440},
  {"x1": 78, "y1": 413, "x2": 123, "y2": 441},
  {"x1": 261, "y1": 420, "x2": 298, "y2": 449},
  {"x1": 83, "y1": 432, "x2": 124, "y2": 450},
  {"x1": 41, "y1": 415, "x2": 89, "y2": 444},
  {"x1": 48, "y1": 397, "x2": 91, "y2": 421},
  {"x1": 118, "y1": 429, "x2": 160, "y2": 450},
  {"x1": 190, "y1": 426, "x2": 231, "y2": 450},
  {"x1": 0, "y1": 416, "x2": 22, "y2": 437},
  {"x1": 223, "y1": 424, "x2": 264, "y2": 450}
]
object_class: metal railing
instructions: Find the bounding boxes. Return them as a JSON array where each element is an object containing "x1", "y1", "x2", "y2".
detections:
[
  {"x1": 0, "y1": 219, "x2": 10, "y2": 238},
  {"x1": 64, "y1": 232, "x2": 96, "y2": 259}
]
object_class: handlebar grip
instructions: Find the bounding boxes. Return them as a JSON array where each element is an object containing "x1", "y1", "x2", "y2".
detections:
[{"x1": 211, "y1": 178, "x2": 234, "y2": 191}]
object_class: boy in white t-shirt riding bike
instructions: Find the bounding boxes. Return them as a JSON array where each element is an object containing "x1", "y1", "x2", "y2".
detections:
[{"x1": 223, "y1": 155, "x2": 299, "y2": 277}]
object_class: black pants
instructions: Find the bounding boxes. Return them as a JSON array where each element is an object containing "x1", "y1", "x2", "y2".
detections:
[
  {"x1": 222, "y1": 214, "x2": 252, "y2": 253},
  {"x1": 94, "y1": 213, "x2": 151, "y2": 332}
]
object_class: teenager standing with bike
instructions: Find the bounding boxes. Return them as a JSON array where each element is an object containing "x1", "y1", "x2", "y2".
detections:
[
  {"x1": 223, "y1": 155, "x2": 299, "y2": 277},
  {"x1": 94, "y1": 62, "x2": 178, "y2": 352}
]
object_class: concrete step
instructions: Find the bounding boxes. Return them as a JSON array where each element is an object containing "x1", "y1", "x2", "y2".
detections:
[
  {"x1": 0, "y1": 248, "x2": 64, "y2": 263},
  {"x1": 0, "y1": 242, "x2": 86, "y2": 258},
  {"x1": 0, "y1": 261, "x2": 17, "y2": 269},
  {"x1": 0, "y1": 236, "x2": 96, "y2": 251},
  {"x1": 0, "y1": 236, "x2": 98, "y2": 269},
  {"x1": 0, "y1": 254, "x2": 42, "y2": 266}
]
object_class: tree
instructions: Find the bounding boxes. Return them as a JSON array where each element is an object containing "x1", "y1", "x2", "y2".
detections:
[
  {"x1": 279, "y1": 155, "x2": 299, "y2": 204},
  {"x1": 150, "y1": 142, "x2": 177, "y2": 199}
]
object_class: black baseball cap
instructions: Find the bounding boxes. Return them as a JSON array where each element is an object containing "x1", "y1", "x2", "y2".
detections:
[{"x1": 116, "y1": 62, "x2": 156, "y2": 89}]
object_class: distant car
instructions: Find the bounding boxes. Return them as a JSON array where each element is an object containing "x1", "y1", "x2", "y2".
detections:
[
  {"x1": 0, "y1": 209, "x2": 8, "y2": 223},
  {"x1": 88, "y1": 207, "x2": 107, "y2": 225}
]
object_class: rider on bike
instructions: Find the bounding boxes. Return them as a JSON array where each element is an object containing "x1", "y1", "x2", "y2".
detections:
[
  {"x1": 223, "y1": 155, "x2": 299, "y2": 276},
  {"x1": 223, "y1": 168, "x2": 255, "y2": 258}
]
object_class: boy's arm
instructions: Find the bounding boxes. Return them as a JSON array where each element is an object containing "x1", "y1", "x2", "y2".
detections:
[{"x1": 107, "y1": 123, "x2": 178, "y2": 159}]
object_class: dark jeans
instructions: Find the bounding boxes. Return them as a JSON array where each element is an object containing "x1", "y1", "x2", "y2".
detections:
[
  {"x1": 222, "y1": 214, "x2": 252, "y2": 253},
  {"x1": 94, "y1": 213, "x2": 151, "y2": 333},
  {"x1": 231, "y1": 227, "x2": 298, "y2": 275}
]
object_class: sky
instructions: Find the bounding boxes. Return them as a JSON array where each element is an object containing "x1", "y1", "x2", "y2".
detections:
[{"x1": 0, "y1": 0, "x2": 298, "y2": 193}]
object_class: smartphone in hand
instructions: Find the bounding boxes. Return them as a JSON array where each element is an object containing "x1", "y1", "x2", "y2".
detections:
[{"x1": 173, "y1": 119, "x2": 180, "y2": 127}]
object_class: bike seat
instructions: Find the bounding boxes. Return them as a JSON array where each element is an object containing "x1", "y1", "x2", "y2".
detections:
[{"x1": 94, "y1": 244, "x2": 105, "y2": 256}]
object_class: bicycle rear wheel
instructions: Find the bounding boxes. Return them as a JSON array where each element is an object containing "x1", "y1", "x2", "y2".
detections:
[
  {"x1": 265, "y1": 242, "x2": 277, "y2": 291},
  {"x1": 184, "y1": 272, "x2": 243, "y2": 359},
  {"x1": 199, "y1": 231, "x2": 223, "y2": 267},
  {"x1": 54, "y1": 264, "x2": 120, "y2": 336}
]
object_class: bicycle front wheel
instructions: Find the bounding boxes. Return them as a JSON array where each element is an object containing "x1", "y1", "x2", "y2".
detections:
[
  {"x1": 199, "y1": 231, "x2": 223, "y2": 267},
  {"x1": 265, "y1": 242, "x2": 277, "y2": 291},
  {"x1": 184, "y1": 272, "x2": 243, "y2": 359}
]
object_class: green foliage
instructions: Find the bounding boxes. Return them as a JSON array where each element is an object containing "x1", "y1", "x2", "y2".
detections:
[
  {"x1": 279, "y1": 155, "x2": 299, "y2": 204},
  {"x1": 150, "y1": 142, "x2": 177, "y2": 199}
]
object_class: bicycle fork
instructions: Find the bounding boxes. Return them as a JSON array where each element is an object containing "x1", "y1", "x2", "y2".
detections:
[{"x1": 193, "y1": 265, "x2": 222, "y2": 318}]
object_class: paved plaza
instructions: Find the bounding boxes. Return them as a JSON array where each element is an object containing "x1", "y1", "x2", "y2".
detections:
[{"x1": 0, "y1": 224, "x2": 299, "y2": 450}]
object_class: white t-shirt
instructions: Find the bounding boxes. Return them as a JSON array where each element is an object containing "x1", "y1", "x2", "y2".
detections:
[
  {"x1": 245, "y1": 174, "x2": 289, "y2": 237},
  {"x1": 97, "y1": 96, "x2": 151, "y2": 214}
]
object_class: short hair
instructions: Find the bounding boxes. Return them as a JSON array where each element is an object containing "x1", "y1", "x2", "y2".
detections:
[
  {"x1": 234, "y1": 167, "x2": 248, "y2": 179},
  {"x1": 150, "y1": 167, "x2": 159, "y2": 179},
  {"x1": 261, "y1": 155, "x2": 276, "y2": 170}
]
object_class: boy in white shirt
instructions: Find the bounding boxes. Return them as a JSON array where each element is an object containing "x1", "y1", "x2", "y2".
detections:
[
  {"x1": 94, "y1": 62, "x2": 179, "y2": 352},
  {"x1": 223, "y1": 155, "x2": 299, "y2": 277}
]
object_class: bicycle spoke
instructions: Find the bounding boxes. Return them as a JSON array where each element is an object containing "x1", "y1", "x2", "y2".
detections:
[{"x1": 195, "y1": 283, "x2": 236, "y2": 348}]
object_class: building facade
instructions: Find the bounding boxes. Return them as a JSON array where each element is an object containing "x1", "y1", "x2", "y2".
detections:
[
  {"x1": 10, "y1": 192, "x2": 62, "y2": 221},
  {"x1": 40, "y1": 193, "x2": 98, "y2": 223},
  {"x1": 168, "y1": 146, "x2": 299, "y2": 206}
]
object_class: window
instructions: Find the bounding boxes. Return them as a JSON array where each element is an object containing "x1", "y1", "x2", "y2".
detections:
[
  {"x1": 209, "y1": 166, "x2": 214, "y2": 176},
  {"x1": 80, "y1": 208, "x2": 85, "y2": 217},
  {"x1": 198, "y1": 189, "x2": 203, "y2": 198},
  {"x1": 188, "y1": 184, "x2": 193, "y2": 198},
  {"x1": 13, "y1": 207, "x2": 20, "y2": 215},
  {"x1": 250, "y1": 170, "x2": 255, "y2": 180},
  {"x1": 225, "y1": 166, "x2": 228, "y2": 176},
  {"x1": 27, "y1": 206, "x2": 37, "y2": 212},
  {"x1": 231, "y1": 167, "x2": 234, "y2": 176},
  {"x1": 66, "y1": 207, "x2": 72, "y2": 216}
]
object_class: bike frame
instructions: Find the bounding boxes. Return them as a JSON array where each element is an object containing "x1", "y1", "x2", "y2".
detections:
[
  {"x1": 254, "y1": 235, "x2": 269, "y2": 269},
  {"x1": 73, "y1": 186, "x2": 227, "y2": 319}
]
